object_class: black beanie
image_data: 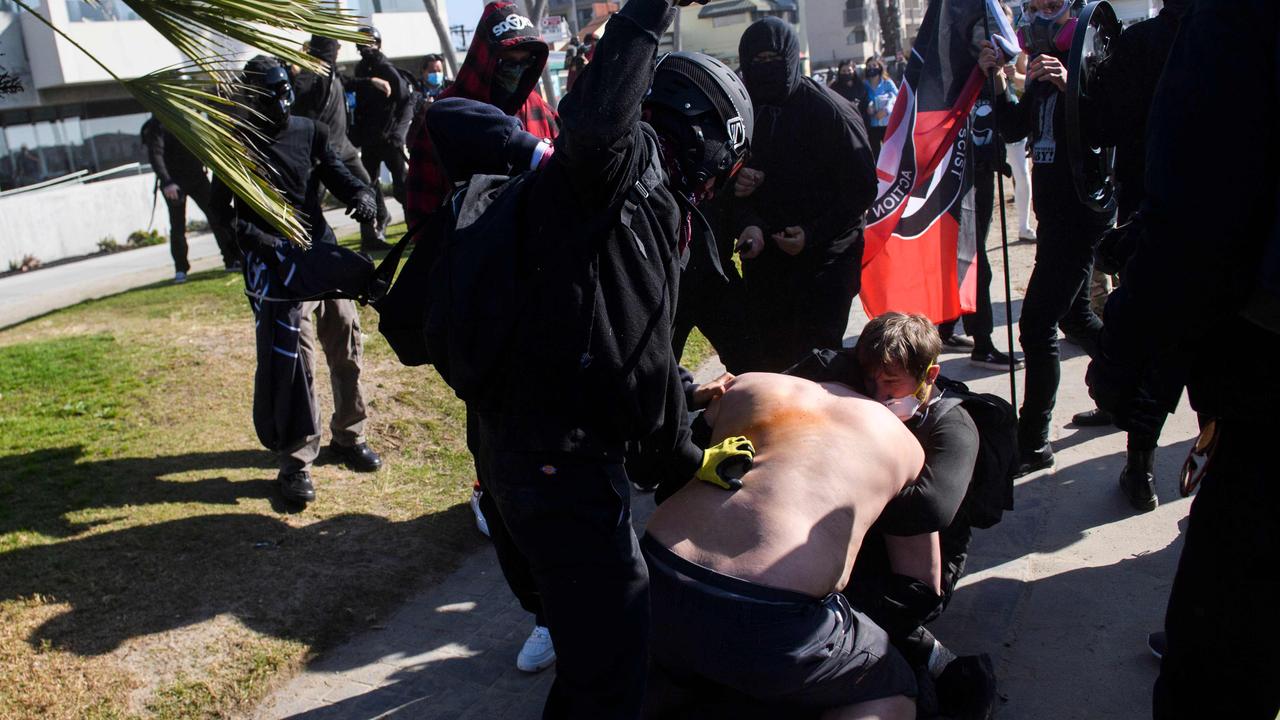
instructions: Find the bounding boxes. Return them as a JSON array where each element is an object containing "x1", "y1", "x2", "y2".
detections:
[{"x1": 309, "y1": 35, "x2": 340, "y2": 64}]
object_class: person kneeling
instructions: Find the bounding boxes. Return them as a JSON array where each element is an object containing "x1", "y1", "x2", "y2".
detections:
[{"x1": 643, "y1": 372, "x2": 924, "y2": 719}]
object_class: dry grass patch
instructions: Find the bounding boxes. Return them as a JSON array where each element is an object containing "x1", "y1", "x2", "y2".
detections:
[{"x1": 0, "y1": 227, "x2": 484, "y2": 719}]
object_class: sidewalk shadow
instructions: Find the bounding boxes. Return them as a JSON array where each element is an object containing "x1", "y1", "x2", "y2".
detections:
[
  {"x1": 0, "y1": 445, "x2": 278, "y2": 539},
  {"x1": 0, "y1": 505, "x2": 478, "y2": 658},
  {"x1": 931, "y1": 528, "x2": 1182, "y2": 720},
  {"x1": 960, "y1": 434, "x2": 1193, "y2": 580}
]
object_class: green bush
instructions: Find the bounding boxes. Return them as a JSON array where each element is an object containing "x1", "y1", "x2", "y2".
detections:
[
  {"x1": 97, "y1": 237, "x2": 121, "y2": 253},
  {"x1": 127, "y1": 229, "x2": 166, "y2": 248}
]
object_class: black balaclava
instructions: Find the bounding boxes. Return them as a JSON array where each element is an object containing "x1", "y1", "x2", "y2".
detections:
[
  {"x1": 308, "y1": 35, "x2": 340, "y2": 66},
  {"x1": 738, "y1": 16, "x2": 801, "y2": 107}
]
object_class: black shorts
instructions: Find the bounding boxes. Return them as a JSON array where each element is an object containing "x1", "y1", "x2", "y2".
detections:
[{"x1": 642, "y1": 534, "x2": 917, "y2": 712}]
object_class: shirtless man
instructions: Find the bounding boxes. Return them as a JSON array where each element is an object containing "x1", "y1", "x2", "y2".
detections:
[{"x1": 643, "y1": 372, "x2": 925, "y2": 719}]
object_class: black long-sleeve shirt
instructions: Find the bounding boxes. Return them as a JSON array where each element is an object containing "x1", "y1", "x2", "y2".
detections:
[
  {"x1": 350, "y1": 50, "x2": 410, "y2": 147},
  {"x1": 141, "y1": 117, "x2": 205, "y2": 189},
  {"x1": 434, "y1": 0, "x2": 697, "y2": 466},
  {"x1": 736, "y1": 77, "x2": 877, "y2": 261},
  {"x1": 1099, "y1": 0, "x2": 1280, "y2": 422},
  {"x1": 294, "y1": 64, "x2": 360, "y2": 163},
  {"x1": 210, "y1": 116, "x2": 368, "y2": 251}
]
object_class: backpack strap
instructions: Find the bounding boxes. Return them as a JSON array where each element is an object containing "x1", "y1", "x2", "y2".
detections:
[{"x1": 620, "y1": 132, "x2": 666, "y2": 237}]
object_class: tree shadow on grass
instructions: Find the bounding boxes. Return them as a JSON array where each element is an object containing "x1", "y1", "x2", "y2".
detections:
[
  {"x1": 0, "y1": 445, "x2": 279, "y2": 539},
  {"x1": 0, "y1": 504, "x2": 480, "y2": 657}
]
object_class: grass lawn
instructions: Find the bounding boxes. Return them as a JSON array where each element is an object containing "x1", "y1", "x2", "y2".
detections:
[{"x1": 0, "y1": 224, "x2": 720, "y2": 719}]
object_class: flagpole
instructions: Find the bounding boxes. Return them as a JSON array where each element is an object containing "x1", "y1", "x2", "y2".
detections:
[{"x1": 983, "y1": 6, "x2": 1019, "y2": 423}]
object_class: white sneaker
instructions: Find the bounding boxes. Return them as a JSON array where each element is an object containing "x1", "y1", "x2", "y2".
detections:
[
  {"x1": 174, "y1": 271, "x2": 187, "y2": 284},
  {"x1": 516, "y1": 625, "x2": 556, "y2": 673},
  {"x1": 470, "y1": 489, "x2": 489, "y2": 537}
]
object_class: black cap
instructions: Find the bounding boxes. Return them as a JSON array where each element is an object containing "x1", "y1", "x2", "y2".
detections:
[{"x1": 308, "y1": 35, "x2": 340, "y2": 64}]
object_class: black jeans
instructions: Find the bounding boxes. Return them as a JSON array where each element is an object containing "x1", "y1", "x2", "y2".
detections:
[
  {"x1": 474, "y1": 418, "x2": 649, "y2": 719},
  {"x1": 340, "y1": 152, "x2": 382, "y2": 248},
  {"x1": 1016, "y1": 217, "x2": 1107, "y2": 450},
  {"x1": 165, "y1": 173, "x2": 240, "y2": 272},
  {"x1": 360, "y1": 141, "x2": 408, "y2": 233},
  {"x1": 963, "y1": 168, "x2": 997, "y2": 344},
  {"x1": 743, "y1": 241, "x2": 863, "y2": 372},
  {"x1": 1153, "y1": 421, "x2": 1280, "y2": 719}
]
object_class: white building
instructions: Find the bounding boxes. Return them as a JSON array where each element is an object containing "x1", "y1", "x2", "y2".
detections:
[{"x1": 0, "y1": 0, "x2": 447, "y2": 264}]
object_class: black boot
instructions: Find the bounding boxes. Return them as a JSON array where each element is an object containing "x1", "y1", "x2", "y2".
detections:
[
  {"x1": 278, "y1": 469, "x2": 315, "y2": 504},
  {"x1": 326, "y1": 441, "x2": 383, "y2": 472},
  {"x1": 1119, "y1": 448, "x2": 1158, "y2": 512}
]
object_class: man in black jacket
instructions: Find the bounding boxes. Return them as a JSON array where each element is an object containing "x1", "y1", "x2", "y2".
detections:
[
  {"x1": 1086, "y1": 2, "x2": 1280, "y2": 716},
  {"x1": 351, "y1": 26, "x2": 411, "y2": 242},
  {"x1": 140, "y1": 116, "x2": 240, "y2": 279},
  {"x1": 293, "y1": 35, "x2": 385, "y2": 251},
  {"x1": 732, "y1": 17, "x2": 878, "y2": 372},
  {"x1": 425, "y1": 0, "x2": 752, "y2": 713},
  {"x1": 212, "y1": 56, "x2": 383, "y2": 506},
  {"x1": 1078, "y1": 1, "x2": 1185, "y2": 512},
  {"x1": 978, "y1": 1, "x2": 1114, "y2": 476}
]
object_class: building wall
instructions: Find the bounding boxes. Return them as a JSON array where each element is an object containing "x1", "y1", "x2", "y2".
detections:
[
  {"x1": 0, "y1": 171, "x2": 202, "y2": 265},
  {"x1": 677, "y1": 5, "x2": 751, "y2": 65},
  {"x1": 806, "y1": 0, "x2": 880, "y2": 73}
]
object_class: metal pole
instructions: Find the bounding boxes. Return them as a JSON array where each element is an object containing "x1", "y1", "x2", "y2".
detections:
[{"x1": 982, "y1": 6, "x2": 1019, "y2": 420}]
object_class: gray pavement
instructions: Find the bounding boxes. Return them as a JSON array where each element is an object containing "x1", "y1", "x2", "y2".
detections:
[
  {"x1": 255, "y1": 202, "x2": 1199, "y2": 719},
  {"x1": 0, "y1": 205, "x2": 401, "y2": 330}
]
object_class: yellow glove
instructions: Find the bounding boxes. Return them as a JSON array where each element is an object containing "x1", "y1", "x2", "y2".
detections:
[{"x1": 695, "y1": 436, "x2": 755, "y2": 491}]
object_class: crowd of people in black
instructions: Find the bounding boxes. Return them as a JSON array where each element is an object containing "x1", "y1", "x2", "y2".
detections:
[{"x1": 141, "y1": 0, "x2": 1278, "y2": 716}]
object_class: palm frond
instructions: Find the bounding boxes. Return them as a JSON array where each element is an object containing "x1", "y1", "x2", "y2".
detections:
[
  {"x1": 126, "y1": 66, "x2": 311, "y2": 247},
  {"x1": 18, "y1": 0, "x2": 375, "y2": 247},
  {"x1": 120, "y1": 0, "x2": 368, "y2": 78}
]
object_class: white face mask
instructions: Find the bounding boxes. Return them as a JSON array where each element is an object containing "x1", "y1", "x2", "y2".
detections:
[{"x1": 882, "y1": 394, "x2": 922, "y2": 421}]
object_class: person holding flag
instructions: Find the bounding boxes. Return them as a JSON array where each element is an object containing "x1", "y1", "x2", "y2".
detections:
[{"x1": 978, "y1": 0, "x2": 1114, "y2": 476}]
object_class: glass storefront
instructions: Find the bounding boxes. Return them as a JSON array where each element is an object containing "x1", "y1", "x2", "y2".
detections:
[
  {"x1": 65, "y1": 0, "x2": 141, "y2": 22},
  {"x1": 0, "y1": 99, "x2": 148, "y2": 191}
]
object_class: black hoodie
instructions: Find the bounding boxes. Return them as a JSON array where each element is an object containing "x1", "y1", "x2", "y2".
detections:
[
  {"x1": 426, "y1": 0, "x2": 701, "y2": 474},
  {"x1": 350, "y1": 46, "x2": 411, "y2": 147},
  {"x1": 735, "y1": 17, "x2": 877, "y2": 262}
]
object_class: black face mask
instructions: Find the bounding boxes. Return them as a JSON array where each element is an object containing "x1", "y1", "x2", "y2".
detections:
[
  {"x1": 357, "y1": 45, "x2": 378, "y2": 61},
  {"x1": 744, "y1": 61, "x2": 789, "y2": 107},
  {"x1": 865, "y1": 67, "x2": 881, "y2": 80}
]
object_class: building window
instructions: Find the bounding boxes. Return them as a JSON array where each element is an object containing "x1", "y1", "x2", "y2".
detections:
[
  {"x1": 0, "y1": 100, "x2": 148, "y2": 192},
  {"x1": 65, "y1": 0, "x2": 141, "y2": 21},
  {"x1": 712, "y1": 12, "x2": 747, "y2": 27},
  {"x1": 847, "y1": 28, "x2": 867, "y2": 45}
]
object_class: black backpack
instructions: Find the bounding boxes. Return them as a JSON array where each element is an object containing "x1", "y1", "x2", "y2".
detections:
[
  {"x1": 370, "y1": 134, "x2": 666, "y2": 408},
  {"x1": 932, "y1": 375, "x2": 1017, "y2": 529}
]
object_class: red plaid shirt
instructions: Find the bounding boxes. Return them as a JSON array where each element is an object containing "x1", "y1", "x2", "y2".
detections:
[{"x1": 405, "y1": 1, "x2": 559, "y2": 224}]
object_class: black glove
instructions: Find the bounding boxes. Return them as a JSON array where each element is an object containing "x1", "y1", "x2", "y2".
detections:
[
  {"x1": 346, "y1": 189, "x2": 377, "y2": 224},
  {"x1": 1094, "y1": 215, "x2": 1145, "y2": 276}
]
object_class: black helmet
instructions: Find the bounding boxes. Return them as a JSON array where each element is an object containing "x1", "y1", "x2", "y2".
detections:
[
  {"x1": 243, "y1": 55, "x2": 294, "y2": 132},
  {"x1": 646, "y1": 51, "x2": 754, "y2": 194},
  {"x1": 357, "y1": 25, "x2": 382, "y2": 47}
]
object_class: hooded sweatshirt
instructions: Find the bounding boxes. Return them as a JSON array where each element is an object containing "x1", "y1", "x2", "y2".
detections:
[
  {"x1": 404, "y1": 1, "x2": 560, "y2": 223},
  {"x1": 735, "y1": 17, "x2": 876, "y2": 263}
]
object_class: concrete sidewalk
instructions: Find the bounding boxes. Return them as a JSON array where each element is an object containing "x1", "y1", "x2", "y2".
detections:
[
  {"x1": 255, "y1": 205, "x2": 1199, "y2": 719},
  {"x1": 0, "y1": 205, "x2": 401, "y2": 330}
]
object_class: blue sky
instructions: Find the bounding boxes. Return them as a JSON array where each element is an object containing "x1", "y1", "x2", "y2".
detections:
[{"x1": 443, "y1": 0, "x2": 486, "y2": 47}]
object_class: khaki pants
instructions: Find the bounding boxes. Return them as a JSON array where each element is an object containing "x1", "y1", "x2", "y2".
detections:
[
  {"x1": 1090, "y1": 269, "x2": 1116, "y2": 319},
  {"x1": 280, "y1": 298, "x2": 367, "y2": 472}
]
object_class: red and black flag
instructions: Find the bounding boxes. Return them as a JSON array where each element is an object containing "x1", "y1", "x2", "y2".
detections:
[{"x1": 860, "y1": 0, "x2": 1015, "y2": 323}]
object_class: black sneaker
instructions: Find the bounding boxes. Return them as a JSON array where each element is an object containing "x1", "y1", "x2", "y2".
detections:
[
  {"x1": 360, "y1": 238, "x2": 394, "y2": 253},
  {"x1": 1071, "y1": 407, "x2": 1114, "y2": 426},
  {"x1": 278, "y1": 470, "x2": 315, "y2": 504},
  {"x1": 327, "y1": 441, "x2": 383, "y2": 472},
  {"x1": 1147, "y1": 631, "x2": 1166, "y2": 661},
  {"x1": 1015, "y1": 444, "x2": 1054, "y2": 478},
  {"x1": 1119, "y1": 465, "x2": 1158, "y2": 512},
  {"x1": 942, "y1": 333, "x2": 977, "y2": 350},
  {"x1": 970, "y1": 348, "x2": 1024, "y2": 370}
]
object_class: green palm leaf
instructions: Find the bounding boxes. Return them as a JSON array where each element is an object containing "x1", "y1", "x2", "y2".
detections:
[{"x1": 14, "y1": 0, "x2": 370, "y2": 247}]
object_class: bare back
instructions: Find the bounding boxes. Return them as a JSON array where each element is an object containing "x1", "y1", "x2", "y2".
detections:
[{"x1": 646, "y1": 373, "x2": 924, "y2": 598}]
